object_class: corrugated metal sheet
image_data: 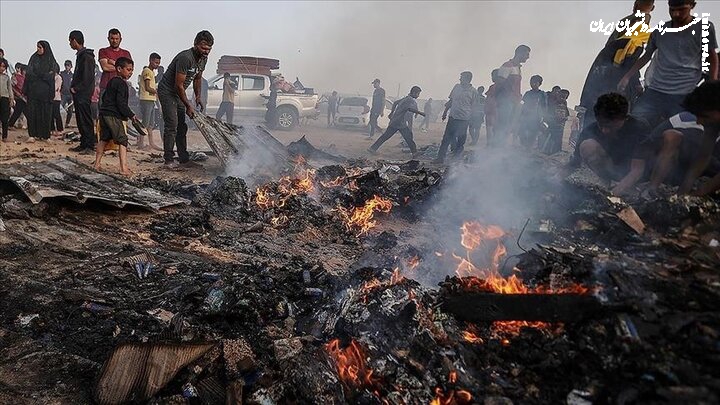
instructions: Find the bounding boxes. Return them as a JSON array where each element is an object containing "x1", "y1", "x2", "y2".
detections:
[
  {"x1": 94, "y1": 342, "x2": 215, "y2": 405},
  {"x1": 0, "y1": 158, "x2": 189, "y2": 211}
]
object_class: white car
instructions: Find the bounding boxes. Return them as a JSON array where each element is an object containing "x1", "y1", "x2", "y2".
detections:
[
  {"x1": 335, "y1": 96, "x2": 393, "y2": 131},
  {"x1": 189, "y1": 73, "x2": 319, "y2": 130}
]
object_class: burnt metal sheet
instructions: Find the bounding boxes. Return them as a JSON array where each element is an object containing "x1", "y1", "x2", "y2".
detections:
[
  {"x1": 94, "y1": 342, "x2": 215, "y2": 405},
  {"x1": 0, "y1": 157, "x2": 189, "y2": 211}
]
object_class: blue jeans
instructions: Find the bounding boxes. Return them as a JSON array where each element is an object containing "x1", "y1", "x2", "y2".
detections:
[
  {"x1": 437, "y1": 117, "x2": 469, "y2": 161},
  {"x1": 631, "y1": 88, "x2": 686, "y2": 128}
]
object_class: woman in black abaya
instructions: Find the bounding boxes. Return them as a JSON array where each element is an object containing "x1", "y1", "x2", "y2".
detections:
[{"x1": 24, "y1": 40, "x2": 59, "y2": 140}]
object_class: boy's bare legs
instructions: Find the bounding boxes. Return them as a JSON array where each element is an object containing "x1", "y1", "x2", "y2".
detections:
[
  {"x1": 146, "y1": 128, "x2": 163, "y2": 151},
  {"x1": 119, "y1": 144, "x2": 133, "y2": 176},
  {"x1": 136, "y1": 134, "x2": 146, "y2": 149},
  {"x1": 94, "y1": 141, "x2": 107, "y2": 170}
]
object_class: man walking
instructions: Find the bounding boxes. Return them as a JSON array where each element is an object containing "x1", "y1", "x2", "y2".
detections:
[
  {"x1": 367, "y1": 86, "x2": 425, "y2": 156},
  {"x1": 158, "y1": 30, "x2": 213, "y2": 168},
  {"x1": 368, "y1": 78, "x2": 385, "y2": 137},
  {"x1": 68, "y1": 30, "x2": 97, "y2": 153},
  {"x1": 98, "y1": 28, "x2": 132, "y2": 102},
  {"x1": 436, "y1": 71, "x2": 478, "y2": 163},
  {"x1": 60, "y1": 60, "x2": 74, "y2": 127}
]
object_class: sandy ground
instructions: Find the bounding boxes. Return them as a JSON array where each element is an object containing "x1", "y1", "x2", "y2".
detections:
[{"x1": 0, "y1": 116, "x2": 573, "y2": 183}]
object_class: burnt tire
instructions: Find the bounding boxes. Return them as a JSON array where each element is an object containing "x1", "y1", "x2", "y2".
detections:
[{"x1": 276, "y1": 106, "x2": 298, "y2": 130}]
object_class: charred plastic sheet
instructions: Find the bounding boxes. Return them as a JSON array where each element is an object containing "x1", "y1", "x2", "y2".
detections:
[
  {"x1": 0, "y1": 158, "x2": 189, "y2": 211},
  {"x1": 192, "y1": 113, "x2": 292, "y2": 172}
]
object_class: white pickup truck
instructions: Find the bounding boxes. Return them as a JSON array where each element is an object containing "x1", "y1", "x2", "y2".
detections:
[{"x1": 196, "y1": 73, "x2": 319, "y2": 130}]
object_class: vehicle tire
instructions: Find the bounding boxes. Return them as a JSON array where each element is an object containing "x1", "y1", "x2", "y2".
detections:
[{"x1": 276, "y1": 106, "x2": 298, "y2": 130}]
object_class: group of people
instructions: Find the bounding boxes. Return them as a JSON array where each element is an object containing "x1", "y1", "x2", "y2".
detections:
[
  {"x1": 365, "y1": 45, "x2": 572, "y2": 163},
  {"x1": 0, "y1": 29, "x2": 214, "y2": 175},
  {"x1": 566, "y1": 0, "x2": 719, "y2": 197},
  {"x1": 1, "y1": 0, "x2": 719, "y2": 197},
  {"x1": 364, "y1": 0, "x2": 720, "y2": 197}
]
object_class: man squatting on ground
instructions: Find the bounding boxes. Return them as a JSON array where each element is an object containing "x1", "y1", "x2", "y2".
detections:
[
  {"x1": 157, "y1": 31, "x2": 213, "y2": 168},
  {"x1": 94, "y1": 57, "x2": 142, "y2": 176},
  {"x1": 565, "y1": 93, "x2": 651, "y2": 196},
  {"x1": 367, "y1": 86, "x2": 425, "y2": 156},
  {"x1": 645, "y1": 81, "x2": 720, "y2": 197}
]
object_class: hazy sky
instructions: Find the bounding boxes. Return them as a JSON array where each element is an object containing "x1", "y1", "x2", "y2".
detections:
[{"x1": 2, "y1": 1, "x2": 719, "y2": 107}]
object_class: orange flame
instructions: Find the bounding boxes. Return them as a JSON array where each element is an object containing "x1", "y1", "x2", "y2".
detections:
[
  {"x1": 320, "y1": 176, "x2": 345, "y2": 188},
  {"x1": 337, "y1": 195, "x2": 393, "y2": 236},
  {"x1": 462, "y1": 330, "x2": 484, "y2": 344},
  {"x1": 430, "y1": 371, "x2": 473, "y2": 405},
  {"x1": 453, "y1": 221, "x2": 592, "y2": 340},
  {"x1": 407, "y1": 255, "x2": 421, "y2": 271},
  {"x1": 460, "y1": 222, "x2": 505, "y2": 251},
  {"x1": 270, "y1": 215, "x2": 289, "y2": 227},
  {"x1": 325, "y1": 339, "x2": 380, "y2": 390},
  {"x1": 254, "y1": 165, "x2": 317, "y2": 211}
]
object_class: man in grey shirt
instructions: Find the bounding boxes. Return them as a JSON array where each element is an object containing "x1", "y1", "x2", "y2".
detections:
[
  {"x1": 436, "y1": 71, "x2": 477, "y2": 163},
  {"x1": 158, "y1": 30, "x2": 212, "y2": 167},
  {"x1": 368, "y1": 86, "x2": 425, "y2": 156},
  {"x1": 619, "y1": 0, "x2": 718, "y2": 128}
]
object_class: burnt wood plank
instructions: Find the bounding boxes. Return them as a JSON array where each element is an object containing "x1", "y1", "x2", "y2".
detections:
[{"x1": 440, "y1": 291, "x2": 606, "y2": 323}]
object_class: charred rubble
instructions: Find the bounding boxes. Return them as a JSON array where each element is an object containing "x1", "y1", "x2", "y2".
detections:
[{"x1": 1, "y1": 151, "x2": 719, "y2": 404}]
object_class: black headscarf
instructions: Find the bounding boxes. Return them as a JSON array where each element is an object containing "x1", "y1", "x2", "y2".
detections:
[
  {"x1": 27, "y1": 40, "x2": 60, "y2": 79},
  {"x1": 25, "y1": 40, "x2": 59, "y2": 99}
]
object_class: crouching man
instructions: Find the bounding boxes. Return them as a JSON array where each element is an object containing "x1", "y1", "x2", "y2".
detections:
[
  {"x1": 565, "y1": 93, "x2": 651, "y2": 196},
  {"x1": 645, "y1": 81, "x2": 720, "y2": 197}
]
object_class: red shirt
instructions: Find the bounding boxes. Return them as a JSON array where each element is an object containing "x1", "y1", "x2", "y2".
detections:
[{"x1": 98, "y1": 46, "x2": 132, "y2": 90}]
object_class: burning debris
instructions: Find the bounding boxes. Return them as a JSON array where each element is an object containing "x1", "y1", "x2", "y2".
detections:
[{"x1": 1, "y1": 146, "x2": 719, "y2": 404}]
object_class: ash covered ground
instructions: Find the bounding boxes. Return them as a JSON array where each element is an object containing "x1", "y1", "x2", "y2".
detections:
[{"x1": 1, "y1": 137, "x2": 720, "y2": 404}]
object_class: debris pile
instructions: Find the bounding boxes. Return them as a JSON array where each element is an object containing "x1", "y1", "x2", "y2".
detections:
[{"x1": 1, "y1": 150, "x2": 719, "y2": 404}]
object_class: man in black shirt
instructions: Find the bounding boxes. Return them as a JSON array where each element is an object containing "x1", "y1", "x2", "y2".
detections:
[
  {"x1": 94, "y1": 57, "x2": 141, "y2": 176},
  {"x1": 60, "y1": 60, "x2": 74, "y2": 127},
  {"x1": 368, "y1": 78, "x2": 385, "y2": 137},
  {"x1": 158, "y1": 30, "x2": 212, "y2": 167},
  {"x1": 566, "y1": 93, "x2": 651, "y2": 196},
  {"x1": 68, "y1": 30, "x2": 97, "y2": 154}
]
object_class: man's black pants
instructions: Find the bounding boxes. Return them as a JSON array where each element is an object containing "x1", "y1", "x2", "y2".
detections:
[
  {"x1": 73, "y1": 96, "x2": 96, "y2": 149},
  {"x1": 369, "y1": 125, "x2": 417, "y2": 154},
  {"x1": 159, "y1": 92, "x2": 190, "y2": 163},
  {"x1": 0, "y1": 97, "x2": 10, "y2": 139},
  {"x1": 437, "y1": 117, "x2": 469, "y2": 161},
  {"x1": 51, "y1": 100, "x2": 63, "y2": 132},
  {"x1": 368, "y1": 111, "x2": 381, "y2": 136},
  {"x1": 8, "y1": 98, "x2": 26, "y2": 127}
]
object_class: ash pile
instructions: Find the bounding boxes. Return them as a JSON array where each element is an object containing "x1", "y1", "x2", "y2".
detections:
[{"x1": 2, "y1": 143, "x2": 720, "y2": 404}]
